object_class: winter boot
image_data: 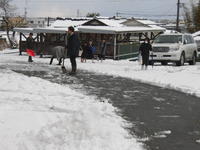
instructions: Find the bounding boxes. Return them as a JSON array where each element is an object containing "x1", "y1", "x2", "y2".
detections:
[
  {"x1": 69, "y1": 65, "x2": 76, "y2": 75},
  {"x1": 57, "y1": 58, "x2": 62, "y2": 65},
  {"x1": 145, "y1": 66, "x2": 148, "y2": 70},
  {"x1": 141, "y1": 65, "x2": 144, "y2": 70},
  {"x1": 28, "y1": 56, "x2": 33, "y2": 62},
  {"x1": 49, "y1": 57, "x2": 54, "y2": 65}
]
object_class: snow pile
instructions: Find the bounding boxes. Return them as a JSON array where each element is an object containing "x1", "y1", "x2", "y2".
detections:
[{"x1": 0, "y1": 69, "x2": 143, "y2": 150}]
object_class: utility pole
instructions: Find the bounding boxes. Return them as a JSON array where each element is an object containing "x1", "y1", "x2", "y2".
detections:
[
  {"x1": 176, "y1": 0, "x2": 180, "y2": 32},
  {"x1": 47, "y1": 17, "x2": 50, "y2": 26},
  {"x1": 116, "y1": 12, "x2": 120, "y2": 17},
  {"x1": 77, "y1": 9, "x2": 80, "y2": 17},
  {"x1": 24, "y1": 0, "x2": 28, "y2": 19}
]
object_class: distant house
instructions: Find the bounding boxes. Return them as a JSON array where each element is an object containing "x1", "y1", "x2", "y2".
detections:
[
  {"x1": 26, "y1": 17, "x2": 47, "y2": 28},
  {"x1": 160, "y1": 22, "x2": 186, "y2": 33}
]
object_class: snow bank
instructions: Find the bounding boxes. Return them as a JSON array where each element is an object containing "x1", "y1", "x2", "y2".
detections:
[{"x1": 0, "y1": 69, "x2": 143, "y2": 150}]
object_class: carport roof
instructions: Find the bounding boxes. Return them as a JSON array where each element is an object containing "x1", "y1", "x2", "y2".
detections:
[
  {"x1": 14, "y1": 28, "x2": 34, "y2": 33},
  {"x1": 14, "y1": 25, "x2": 165, "y2": 35},
  {"x1": 78, "y1": 26, "x2": 166, "y2": 34},
  {"x1": 34, "y1": 28, "x2": 68, "y2": 34},
  {"x1": 14, "y1": 27, "x2": 79, "y2": 34}
]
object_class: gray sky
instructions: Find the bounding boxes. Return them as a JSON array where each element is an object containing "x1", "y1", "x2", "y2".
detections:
[{"x1": 12, "y1": 0, "x2": 190, "y2": 19}]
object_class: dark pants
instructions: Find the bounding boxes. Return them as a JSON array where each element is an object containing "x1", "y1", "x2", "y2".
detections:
[
  {"x1": 49, "y1": 57, "x2": 62, "y2": 65},
  {"x1": 70, "y1": 55, "x2": 77, "y2": 72},
  {"x1": 142, "y1": 54, "x2": 149, "y2": 66},
  {"x1": 28, "y1": 56, "x2": 33, "y2": 62},
  {"x1": 99, "y1": 54, "x2": 105, "y2": 60}
]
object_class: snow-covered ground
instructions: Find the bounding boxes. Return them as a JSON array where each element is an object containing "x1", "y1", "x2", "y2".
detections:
[
  {"x1": 77, "y1": 59, "x2": 200, "y2": 98},
  {"x1": 1, "y1": 49, "x2": 200, "y2": 149},
  {"x1": 0, "y1": 50, "x2": 143, "y2": 150},
  {"x1": 1, "y1": 49, "x2": 200, "y2": 98}
]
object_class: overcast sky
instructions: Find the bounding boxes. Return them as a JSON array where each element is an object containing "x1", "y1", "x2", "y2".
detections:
[{"x1": 12, "y1": 0, "x2": 190, "y2": 19}]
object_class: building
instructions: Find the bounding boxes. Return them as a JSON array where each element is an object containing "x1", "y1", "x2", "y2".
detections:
[
  {"x1": 14, "y1": 18, "x2": 165, "y2": 59},
  {"x1": 78, "y1": 18, "x2": 165, "y2": 59},
  {"x1": 26, "y1": 17, "x2": 47, "y2": 28}
]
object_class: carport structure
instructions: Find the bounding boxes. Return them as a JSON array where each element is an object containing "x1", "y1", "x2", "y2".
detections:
[
  {"x1": 14, "y1": 27, "x2": 68, "y2": 56},
  {"x1": 78, "y1": 19, "x2": 166, "y2": 59},
  {"x1": 14, "y1": 28, "x2": 38, "y2": 55},
  {"x1": 14, "y1": 18, "x2": 166, "y2": 59}
]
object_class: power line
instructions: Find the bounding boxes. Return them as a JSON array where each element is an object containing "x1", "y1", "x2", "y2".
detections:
[{"x1": 115, "y1": 12, "x2": 181, "y2": 17}]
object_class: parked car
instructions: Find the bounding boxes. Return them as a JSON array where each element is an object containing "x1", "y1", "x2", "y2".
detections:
[{"x1": 151, "y1": 33, "x2": 198, "y2": 66}]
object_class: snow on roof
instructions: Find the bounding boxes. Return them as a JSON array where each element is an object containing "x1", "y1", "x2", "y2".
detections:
[
  {"x1": 192, "y1": 31, "x2": 200, "y2": 37},
  {"x1": 35, "y1": 27, "x2": 69, "y2": 33},
  {"x1": 102, "y1": 19, "x2": 164, "y2": 29},
  {"x1": 14, "y1": 27, "x2": 74, "y2": 34},
  {"x1": 51, "y1": 20, "x2": 87, "y2": 28},
  {"x1": 148, "y1": 25, "x2": 166, "y2": 30},
  {"x1": 78, "y1": 26, "x2": 165, "y2": 34},
  {"x1": 14, "y1": 28, "x2": 34, "y2": 33},
  {"x1": 137, "y1": 19, "x2": 159, "y2": 25},
  {"x1": 14, "y1": 18, "x2": 165, "y2": 34},
  {"x1": 97, "y1": 19, "x2": 125, "y2": 27},
  {"x1": 194, "y1": 36, "x2": 200, "y2": 41}
]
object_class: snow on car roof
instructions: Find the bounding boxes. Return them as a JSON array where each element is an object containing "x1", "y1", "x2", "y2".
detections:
[
  {"x1": 161, "y1": 33, "x2": 193, "y2": 36},
  {"x1": 194, "y1": 36, "x2": 200, "y2": 41},
  {"x1": 192, "y1": 31, "x2": 200, "y2": 37}
]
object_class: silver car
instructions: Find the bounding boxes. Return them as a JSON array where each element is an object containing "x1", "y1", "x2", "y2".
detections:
[{"x1": 151, "y1": 33, "x2": 198, "y2": 66}]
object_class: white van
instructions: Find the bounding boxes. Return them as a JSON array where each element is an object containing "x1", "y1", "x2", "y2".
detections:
[{"x1": 151, "y1": 33, "x2": 198, "y2": 66}]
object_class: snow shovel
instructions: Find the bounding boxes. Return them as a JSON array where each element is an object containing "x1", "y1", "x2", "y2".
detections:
[{"x1": 61, "y1": 58, "x2": 67, "y2": 73}]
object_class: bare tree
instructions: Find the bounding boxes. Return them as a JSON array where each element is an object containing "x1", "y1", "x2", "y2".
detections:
[
  {"x1": 0, "y1": 0, "x2": 18, "y2": 47},
  {"x1": 183, "y1": 0, "x2": 200, "y2": 32},
  {"x1": 86, "y1": 12, "x2": 100, "y2": 18},
  {"x1": 183, "y1": 3, "x2": 194, "y2": 32}
]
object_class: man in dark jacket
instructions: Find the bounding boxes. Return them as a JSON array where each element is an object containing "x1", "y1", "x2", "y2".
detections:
[
  {"x1": 139, "y1": 38, "x2": 152, "y2": 70},
  {"x1": 26, "y1": 33, "x2": 35, "y2": 62},
  {"x1": 67, "y1": 26, "x2": 80, "y2": 75}
]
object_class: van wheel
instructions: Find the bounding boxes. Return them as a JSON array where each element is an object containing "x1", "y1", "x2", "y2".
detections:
[
  {"x1": 188, "y1": 52, "x2": 196, "y2": 65},
  {"x1": 176, "y1": 53, "x2": 185, "y2": 66},
  {"x1": 161, "y1": 61, "x2": 168, "y2": 65}
]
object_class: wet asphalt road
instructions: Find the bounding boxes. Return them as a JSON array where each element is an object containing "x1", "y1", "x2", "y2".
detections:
[{"x1": 11, "y1": 65, "x2": 200, "y2": 150}]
